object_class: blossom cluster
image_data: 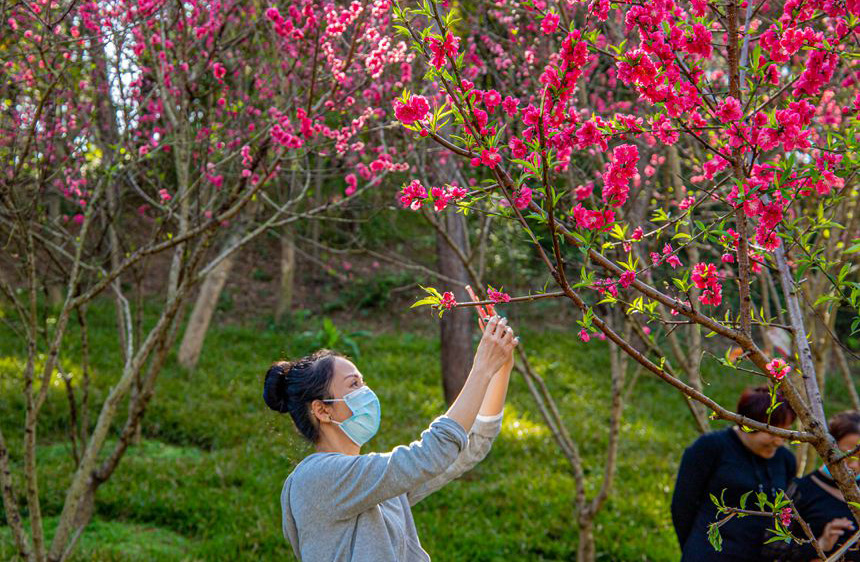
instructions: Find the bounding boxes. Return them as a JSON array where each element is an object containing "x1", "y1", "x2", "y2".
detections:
[{"x1": 691, "y1": 262, "x2": 723, "y2": 307}]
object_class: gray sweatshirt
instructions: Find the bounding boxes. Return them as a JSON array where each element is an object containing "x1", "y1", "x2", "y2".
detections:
[{"x1": 281, "y1": 413, "x2": 503, "y2": 561}]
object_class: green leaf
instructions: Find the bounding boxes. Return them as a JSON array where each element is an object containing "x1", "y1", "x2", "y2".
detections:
[
  {"x1": 763, "y1": 535, "x2": 790, "y2": 544},
  {"x1": 410, "y1": 297, "x2": 438, "y2": 309},
  {"x1": 708, "y1": 523, "x2": 723, "y2": 552},
  {"x1": 740, "y1": 491, "x2": 751, "y2": 510}
]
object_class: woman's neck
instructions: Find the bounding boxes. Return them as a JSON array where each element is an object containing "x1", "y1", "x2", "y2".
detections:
[
  {"x1": 315, "y1": 429, "x2": 360, "y2": 455},
  {"x1": 733, "y1": 426, "x2": 769, "y2": 459}
]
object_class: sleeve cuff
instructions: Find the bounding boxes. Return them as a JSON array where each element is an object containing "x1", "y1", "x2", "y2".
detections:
[
  {"x1": 433, "y1": 415, "x2": 469, "y2": 451},
  {"x1": 475, "y1": 410, "x2": 504, "y2": 423}
]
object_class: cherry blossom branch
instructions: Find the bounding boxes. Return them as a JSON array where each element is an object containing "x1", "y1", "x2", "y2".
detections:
[{"x1": 454, "y1": 292, "x2": 567, "y2": 309}]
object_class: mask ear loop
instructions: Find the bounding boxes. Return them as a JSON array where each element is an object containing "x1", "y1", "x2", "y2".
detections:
[{"x1": 319, "y1": 397, "x2": 346, "y2": 424}]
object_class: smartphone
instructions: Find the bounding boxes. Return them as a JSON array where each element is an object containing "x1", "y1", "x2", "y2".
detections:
[{"x1": 465, "y1": 285, "x2": 495, "y2": 330}]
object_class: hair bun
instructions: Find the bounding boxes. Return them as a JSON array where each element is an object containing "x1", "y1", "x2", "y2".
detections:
[{"x1": 263, "y1": 362, "x2": 290, "y2": 413}]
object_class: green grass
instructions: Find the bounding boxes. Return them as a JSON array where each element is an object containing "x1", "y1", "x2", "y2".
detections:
[{"x1": 0, "y1": 302, "x2": 856, "y2": 560}]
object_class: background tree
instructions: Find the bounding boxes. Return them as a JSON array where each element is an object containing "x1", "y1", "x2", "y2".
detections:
[{"x1": 395, "y1": 0, "x2": 860, "y2": 558}]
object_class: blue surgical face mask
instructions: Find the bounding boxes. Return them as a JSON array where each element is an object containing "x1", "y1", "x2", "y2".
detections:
[
  {"x1": 820, "y1": 464, "x2": 860, "y2": 482},
  {"x1": 323, "y1": 386, "x2": 381, "y2": 446}
]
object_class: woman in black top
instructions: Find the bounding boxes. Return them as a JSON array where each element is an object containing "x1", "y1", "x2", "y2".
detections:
[
  {"x1": 770, "y1": 411, "x2": 860, "y2": 561},
  {"x1": 671, "y1": 386, "x2": 797, "y2": 561}
]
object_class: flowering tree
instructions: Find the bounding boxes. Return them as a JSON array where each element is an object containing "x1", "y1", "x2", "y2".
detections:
[
  {"x1": 0, "y1": 0, "x2": 410, "y2": 559},
  {"x1": 395, "y1": 0, "x2": 860, "y2": 556}
]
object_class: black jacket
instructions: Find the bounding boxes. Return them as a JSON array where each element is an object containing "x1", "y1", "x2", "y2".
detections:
[
  {"x1": 671, "y1": 427, "x2": 797, "y2": 561},
  {"x1": 766, "y1": 470, "x2": 860, "y2": 561}
]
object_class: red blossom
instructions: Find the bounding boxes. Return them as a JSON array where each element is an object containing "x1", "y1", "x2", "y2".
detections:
[
  {"x1": 393, "y1": 95, "x2": 430, "y2": 125},
  {"x1": 541, "y1": 12, "x2": 560, "y2": 34},
  {"x1": 767, "y1": 358, "x2": 791, "y2": 380}
]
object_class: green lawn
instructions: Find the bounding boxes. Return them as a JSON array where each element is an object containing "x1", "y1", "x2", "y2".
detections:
[{"x1": 0, "y1": 303, "x2": 855, "y2": 560}]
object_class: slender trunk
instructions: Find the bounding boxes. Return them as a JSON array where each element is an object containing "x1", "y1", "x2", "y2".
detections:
[
  {"x1": 310, "y1": 154, "x2": 322, "y2": 244},
  {"x1": 275, "y1": 225, "x2": 296, "y2": 322},
  {"x1": 0, "y1": 427, "x2": 31, "y2": 560},
  {"x1": 835, "y1": 346, "x2": 860, "y2": 411},
  {"x1": 576, "y1": 516, "x2": 596, "y2": 562},
  {"x1": 47, "y1": 195, "x2": 63, "y2": 306},
  {"x1": 178, "y1": 243, "x2": 236, "y2": 369},
  {"x1": 436, "y1": 211, "x2": 473, "y2": 404}
]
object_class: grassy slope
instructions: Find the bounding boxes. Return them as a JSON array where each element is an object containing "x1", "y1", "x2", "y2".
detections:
[{"x1": 0, "y1": 304, "x2": 855, "y2": 561}]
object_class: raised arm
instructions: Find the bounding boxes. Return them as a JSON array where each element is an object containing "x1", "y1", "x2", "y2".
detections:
[
  {"x1": 407, "y1": 346, "x2": 515, "y2": 506},
  {"x1": 445, "y1": 315, "x2": 517, "y2": 433},
  {"x1": 479, "y1": 352, "x2": 514, "y2": 418}
]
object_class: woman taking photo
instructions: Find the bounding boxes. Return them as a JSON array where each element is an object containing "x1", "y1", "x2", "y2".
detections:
[
  {"x1": 671, "y1": 385, "x2": 798, "y2": 561},
  {"x1": 768, "y1": 410, "x2": 860, "y2": 561},
  {"x1": 264, "y1": 315, "x2": 518, "y2": 561}
]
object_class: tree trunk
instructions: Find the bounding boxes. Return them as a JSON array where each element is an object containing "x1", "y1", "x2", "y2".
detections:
[
  {"x1": 436, "y1": 211, "x2": 473, "y2": 405},
  {"x1": 47, "y1": 195, "x2": 63, "y2": 307},
  {"x1": 835, "y1": 346, "x2": 860, "y2": 411},
  {"x1": 177, "y1": 249, "x2": 236, "y2": 369},
  {"x1": 577, "y1": 516, "x2": 597, "y2": 562},
  {"x1": 275, "y1": 226, "x2": 296, "y2": 322}
]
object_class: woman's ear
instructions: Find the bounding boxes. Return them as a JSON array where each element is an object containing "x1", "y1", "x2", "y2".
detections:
[{"x1": 310, "y1": 399, "x2": 331, "y2": 424}]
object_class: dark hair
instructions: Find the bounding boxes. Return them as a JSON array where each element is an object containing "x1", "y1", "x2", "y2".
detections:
[
  {"x1": 736, "y1": 385, "x2": 796, "y2": 428},
  {"x1": 263, "y1": 349, "x2": 343, "y2": 442},
  {"x1": 829, "y1": 411, "x2": 860, "y2": 442}
]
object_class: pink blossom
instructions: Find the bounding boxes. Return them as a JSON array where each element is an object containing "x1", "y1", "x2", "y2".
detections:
[
  {"x1": 574, "y1": 183, "x2": 594, "y2": 201},
  {"x1": 579, "y1": 328, "x2": 590, "y2": 342},
  {"x1": 678, "y1": 196, "x2": 696, "y2": 210},
  {"x1": 666, "y1": 255, "x2": 682, "y2": 269},
  {"x1": 691, "y1": 262, "x2": 718, "y2": 289},
  {"x1": 602, "y1": 144, "x2": 639, "y2": 207},
  {"x1": 794, "y1": 51, "x2": 838, "y2": 97},
  {"x1": 484, "y1": 89, "x2": 502, "y2": 110},
  {"x1": 426, "y1": 32, "x2": 459, "y2": 70},
  {"x1": 616, "y1": 49, "x2": 658, "y2": 87},
  {"x1": 573, "y1": 204, "x2": 614, "y2": 231},
  {"x1": 345, "y1": 173, "x2": 358, "y2": 196},
  {"x1": 716, "y1": 96, "x2": 743, "y2": 123},
  {"x1": 509, "y1": 137, "x2": 528, "y2": 158},
  {"x1": 158, "y1": 189, "x2": 172, "y2": 202},
  {"x1": 662, "y1": 244, "x2": 682, "y2": 269},
  {"x1": 481, "y1": 148, "x2": 502, "y2": 168},
  {"x1": 513, "y1": 187, "x2": 532, "y2": 210},
  {"x1": 619, "y1": 271, "x2": 636, "y2": 288},
  {"x1": 393, "y1": 95, "x2": 431, "y2": 125},
  {"x1": 576, "y1": 121, "x2": 607, "y2": 151},
  {"x1": 400, "y1": 179, "x2": 428, "y2": 210},
  {"x1": 502, "y1": 96, "x2": 520, "y2": 117},
  {"x1": 212, "y1": 62, "x2": 226, "y2": 80},
  {"x1": 692, "y1": 262, "x2": 723, "y2": 306},
  {"x1": 779, "y1": 507, "x2": 792, "y2": 526},
  {"x1": 593, "y1": 278, "x2": 618, "y2": 297},
  {"x1": 488, "y1": 289, "x2": 511, "y2": 303},
  {"x1": 440, "y1": 291, "x2": 457, "y2": 310},
  {"x1": 700, "y1": 284, "x2": 723, "y2": 306},
  {"x1": 766, "y1": 358, "x2": 791, "y2": 380},
  {"x1": 631, "y1": 227, "x2": 644, "y2": 241},
  {"x1": 541, "y1": 12, "x2": 560, "y2": 34}
]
